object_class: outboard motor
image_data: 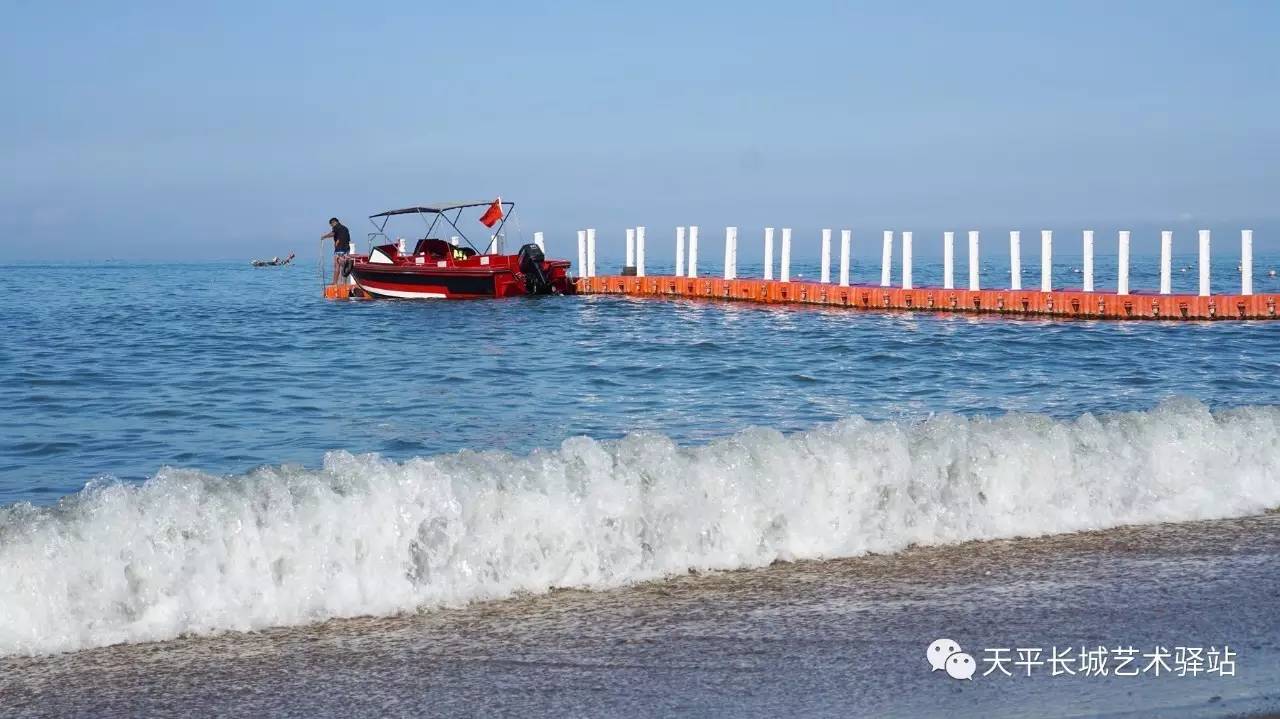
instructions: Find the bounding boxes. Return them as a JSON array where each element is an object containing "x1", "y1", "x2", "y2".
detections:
[{"x1": 517, "y1": 243, "x2": 552, "y2": 294}]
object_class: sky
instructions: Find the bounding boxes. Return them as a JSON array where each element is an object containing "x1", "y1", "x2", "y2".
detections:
[{"x1": 2, "y1": 0, "x2": 1278, "y2": 262}]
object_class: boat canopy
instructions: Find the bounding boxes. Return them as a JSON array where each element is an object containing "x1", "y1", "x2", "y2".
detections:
[
  {"x1": 367, "y1": 200, "x2": 515, "y2": 254},
  {"x1": 370, "y1": 202, "x2": 506, "y2": 218}
]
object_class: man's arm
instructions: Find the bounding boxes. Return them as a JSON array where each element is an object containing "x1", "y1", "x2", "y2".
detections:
[{"x1": 321, "y1": 230, "x2": 335, "y2": 240}]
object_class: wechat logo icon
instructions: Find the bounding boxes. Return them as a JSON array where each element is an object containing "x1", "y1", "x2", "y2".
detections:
[{"x1": 927, "y1": 638, "x2": 976, "y2": 680}]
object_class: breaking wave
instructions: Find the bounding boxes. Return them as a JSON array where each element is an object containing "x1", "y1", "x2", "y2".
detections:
[{"x1": 3, "y1": 399, "x2": 1279, "y2": 656}]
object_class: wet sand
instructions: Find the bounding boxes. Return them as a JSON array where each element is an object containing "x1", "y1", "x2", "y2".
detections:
[{"x1": 3, "y1": 513, "x2": 1278, "y2": 718}]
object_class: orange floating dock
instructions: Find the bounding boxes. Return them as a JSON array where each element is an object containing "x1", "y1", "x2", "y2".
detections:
[
  {"x1": 323, "y1": 277, "x2": 1277, "y2": 319},
  {"x1": 324, "y1": 284, "x2": 370, "y2": 300},
  {"x1": 572, "y1": 276, "x2": 1279, "y2": 320}
]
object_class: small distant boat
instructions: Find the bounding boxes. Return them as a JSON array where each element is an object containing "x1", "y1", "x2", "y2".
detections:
[
  {"x1": 252, "y1": 253, "x2": 295, "y2": 267},
  {"x1": 344, "y1": 200, "x2": 572, "y2": 299}
]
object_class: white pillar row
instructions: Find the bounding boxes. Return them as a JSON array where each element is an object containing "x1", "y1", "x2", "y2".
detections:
[
  {"x1": 1160, "y1": 230, "x2": 1172, "y2": 295},
  {"x1": 1199, "y1": 229, "x2": 1211, "y2": 297},
  {"x1": 1040, "y1": 230, "x2": 1053, "y2": 292},
  {"x1": 1118, "y1": 230, "x2": 1130, "y2": 295},
  {"x1": 1242, "y1": 229, "x2": 1254, "y2": 295},
  {"x1": 1083, "y1": 230, "x2": 1095, "y2": 292},
  {"x1": 781, "y1": 228, "x2": 792, "y2": 282},
  {"x1": 724, "y1": 226, "x2": 738, "y2": 280},
  {"x1": 576, "y1": 230, "x2": 586, "y2": 277},
  {"x1": 763, "y1": 227, "x2": 775, "y2": 280},
  {"x1": 586, "y1": 228, "x2": 597, "y2": 277},
  {"x1": 533, "y1": 231, "x2": 545, "y2": 253},
  {"x1": 880, "y1": 230, "x2": 893, "y2": 287},
  {"x1": 943, "y1": 231, "x2": 954, "y2": 290},
  {"x1": 1009, "y1": 230, "x2": 1022, "y2": 290},
  {"x1": 820, "y1": 229, "x2": 832, "y2": 283},
  {"x1": 687, "y1": 225, "x2": 699, "y2": 278},
  {"x1": 636, "y1": 226, "x2": 646, "y2": 277},
  {"x1": 675, "y1": 226, "x2": 686, "y2": 277},
  {"x1": 968, "y1": 230, "x2": 980, "y2": 291},
  {"x1": 625, "y1": 228, "x2": 636, "y2": 269},
  {"x1": 839, "y1": 230, "x2": 851, "y2": 287},
  {"x1": 902, "y1": 231, "x2": 913, "y2": 290}
]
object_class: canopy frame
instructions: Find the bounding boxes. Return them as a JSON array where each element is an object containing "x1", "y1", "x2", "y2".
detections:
[{"x1": 366, "y1": 201, "x2": 514, "y2": 254}]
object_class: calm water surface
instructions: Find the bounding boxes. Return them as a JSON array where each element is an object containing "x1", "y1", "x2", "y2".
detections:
[{"x1": 2, "y1": 259, "x2": 1278, "y2": 504}]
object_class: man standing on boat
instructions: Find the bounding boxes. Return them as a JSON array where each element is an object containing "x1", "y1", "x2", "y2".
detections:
[{"x1": 321, "y1": 217, "x2": 351, "y2": 284}]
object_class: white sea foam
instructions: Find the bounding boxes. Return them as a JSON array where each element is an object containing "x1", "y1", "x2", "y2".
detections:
[{"x1": 2, "y1": 399, "x2": 1278, "y2": 656}]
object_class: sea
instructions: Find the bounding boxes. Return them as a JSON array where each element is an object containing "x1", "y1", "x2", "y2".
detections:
[{"x1": 1, "y1": 253, "x2": 1279, "y2": 718}]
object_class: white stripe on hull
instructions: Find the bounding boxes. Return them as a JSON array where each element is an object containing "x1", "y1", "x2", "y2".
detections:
[{"x1": 356, "y1": 283, "x2": 448, "y2": 299}]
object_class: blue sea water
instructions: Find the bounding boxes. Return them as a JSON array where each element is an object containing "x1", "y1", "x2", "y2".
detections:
[
  {"x1": 1, "y1": 255, "x2": 1279, "y2": 659},
  {"x1": 2, "y1": 256, "x2": 1278, "y2": 505}
]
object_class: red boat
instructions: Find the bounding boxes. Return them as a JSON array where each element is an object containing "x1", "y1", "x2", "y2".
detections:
[{"x1": 342, "y1": 200, "x2": 573, "y2": 299}]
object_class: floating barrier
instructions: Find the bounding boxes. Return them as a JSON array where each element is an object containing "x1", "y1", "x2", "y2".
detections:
[
  {"x1": 569, "y1": 227, "x2": 1276, "y2": 320},
  {"x1": 323, "y1": 283, "x2": 370, "y2": 300},
  {"x1": 574, "y1": 275, "x2": 1277, "y2": 320}
]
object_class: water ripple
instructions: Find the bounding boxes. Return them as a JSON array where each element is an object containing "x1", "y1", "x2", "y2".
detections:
[{"x1": 1, "y1": 259, "x2": 1279, "y2": 505}]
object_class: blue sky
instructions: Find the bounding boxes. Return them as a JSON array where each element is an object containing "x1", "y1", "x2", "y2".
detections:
[{"x1": 2, "y1": 0, "x2": 1278, "y2": 261}]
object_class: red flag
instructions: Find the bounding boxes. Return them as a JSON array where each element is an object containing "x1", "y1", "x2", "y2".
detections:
[{"x1": 479, "y1": 198, "x2": 503, "y2": 227}]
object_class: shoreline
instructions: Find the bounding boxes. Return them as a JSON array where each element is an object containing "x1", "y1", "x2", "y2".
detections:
[{"x1": 3, "y1": 513, "x2": 1277, "y2": 718}]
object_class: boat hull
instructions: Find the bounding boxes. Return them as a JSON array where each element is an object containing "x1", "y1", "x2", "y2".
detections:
[
  {"x1": 349, "y1": 256, "x2": 573, "y2": 299},
  {"x1": 352, "y1": 266, "x2": 518, "y2": 299}
]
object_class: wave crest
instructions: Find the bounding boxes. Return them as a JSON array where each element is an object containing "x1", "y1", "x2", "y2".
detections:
[{"x1": 3, "y1": 399, "x2": 1279, "y2": 656}]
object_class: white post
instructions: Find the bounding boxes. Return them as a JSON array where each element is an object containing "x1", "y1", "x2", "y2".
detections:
[
  {"x1": 636, "y1": 226, "x2": 646, "y2": 277},
  {"x1": 781, "y1": 228, "x2": 792, "y2": 282},
  {"x1": 839, "y1": 229, "x2": 851, "y2": 287},
  {"x1": 943, "y1": 231, "x2": 954, "y2": 289},
  {"x1": 820, "y1": 229, "x2": 832, "y2": 284},
  {"x1": 1242, "y1": 229, "x2": 1253, "y2": 295},
  {"x1": 534, "y1": 231, "x2": 545, "y2": 253},
  {"x1": 586, "y1": 228, "x2": 597, "y2": 278},
  {"x1": 1040, "y1": 229, "x2": 1053, "y2": 292},
  {"x1": 688, "y1": 225, "x2": 699, "y2": 278},
  {"x1": 724, "y1": 226, "x2": 737, "y2": 279},
  {"x1": 763, "y1": 227, "x2": 775, "y2": 280},
  {"x1": 1009, "y1": 230, "x2": 1022, "y2": 290},
  {"x1": 1160, "y1": 230, "x2": 1172, "y2": 295},
  {"x1": 902, "y1": 231, "x2": 913, "y2": 289},
  {"x1": 1199, "y1": 229, "x2": 1211, "y2": 297},
  {"x1": 732, "y1": 225, "x2": 742, "y2": 278},
  {"x1": 880, "y1": 230, "x2": 893, "y2": 287},
  {"x1": 968, "y1": 230, "x2": 980, "y2": 291},
  {"x1": 1083, "y1": 230, "x2": 1095, "y2": 292},
  {"x1": 1118, "y1": 230, "x2": 1130, "y2": 295},
  {"x1": 675, "y1": 226, "x2": 686, "y2": 277},
  {"x1": 625, "y1": 228, "x2": 636, "y2": 269},
  {"x1": 576, "y1": 230, "x2": 586, "y2": 277},
  {"x1": 722, "y1": 227, "x2": 731, "y2": 279}
]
